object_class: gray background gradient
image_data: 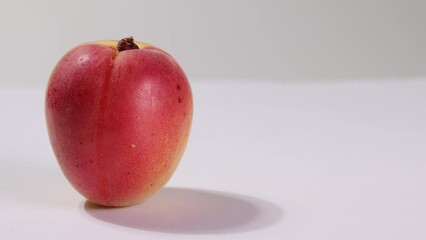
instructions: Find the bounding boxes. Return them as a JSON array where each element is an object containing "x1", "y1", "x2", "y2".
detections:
[{"x1": 1, "y1": 0, "x2": 425, "y2": 86}]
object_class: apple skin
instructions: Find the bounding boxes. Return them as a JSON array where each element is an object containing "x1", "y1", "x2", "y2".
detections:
[{"x1": 45, "y1": 40, "x2": 193, "y2": 207}]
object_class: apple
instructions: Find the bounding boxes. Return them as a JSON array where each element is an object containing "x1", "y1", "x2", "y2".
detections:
[{"x1": 45, "y1": 37, "x2": 193, "y2": 207}]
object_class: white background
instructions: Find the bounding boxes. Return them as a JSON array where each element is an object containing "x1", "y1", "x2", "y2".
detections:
[
  {"x1": 2, "y1": 80, "x2": 426, "y2": 239},
  {"x1": 1, "y1": 0, "x2": 426, "y2": 239}
]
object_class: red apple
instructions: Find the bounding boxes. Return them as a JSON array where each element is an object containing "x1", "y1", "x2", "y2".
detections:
[{"x1": 45, "y1": 37, "x2": 193, "y2": 207}]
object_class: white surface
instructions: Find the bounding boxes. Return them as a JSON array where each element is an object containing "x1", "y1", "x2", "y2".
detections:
[
  {"x1": 1, "y1": 79, "x2": 426, "y2": 239},
  {"x1": 2, "y1": 0, "x2": 426, "y2": 86}
]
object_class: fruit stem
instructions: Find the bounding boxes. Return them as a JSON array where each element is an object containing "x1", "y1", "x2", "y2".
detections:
[{"x1": 117, "y1": 37, "x2": 139, "y2": 52}]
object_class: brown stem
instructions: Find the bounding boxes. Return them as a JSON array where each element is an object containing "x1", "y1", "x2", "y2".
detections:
[{"x1": 117, "y1": 37, "x2": 139, "y2": 52}]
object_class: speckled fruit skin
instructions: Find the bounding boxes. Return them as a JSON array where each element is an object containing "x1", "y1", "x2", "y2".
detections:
[{"x1": 45, "y1": 40, "x2": 193, "y2": 207}]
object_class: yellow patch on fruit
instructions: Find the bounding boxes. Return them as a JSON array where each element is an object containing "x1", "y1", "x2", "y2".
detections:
[{"x1": 93, "y1": 40, "x2": 150, "y2": 51}]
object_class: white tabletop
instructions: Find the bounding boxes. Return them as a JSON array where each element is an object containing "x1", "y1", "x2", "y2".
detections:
[{"x1": 1, "y1": 79, "x2": 425, "y2": 239}]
